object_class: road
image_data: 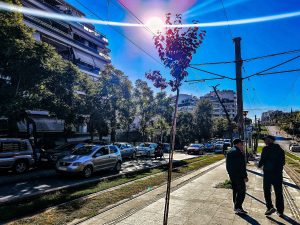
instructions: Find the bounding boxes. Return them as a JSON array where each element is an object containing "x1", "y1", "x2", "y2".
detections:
[
  {"x1": 0, "y1": 152, "x2": 198, "y2": 204},
  {"x1": 267, "y1": 126, "x2": 300, "y2": 157}
]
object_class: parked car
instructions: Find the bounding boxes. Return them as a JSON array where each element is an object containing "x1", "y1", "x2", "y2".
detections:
[
  {"x1": 214, "y1": 141, "x2": 224, "y2": 154},
  {"x1": 0, "y1": 138, "x2": 35, "y2": 174},
  {"x1": 290, "y1": 143, "x2": 300, "y2": 152},
  {"x1": 162, "y1": 143, "x2": 171, "y2": 153},
  {"x1": 223, "y1": 139, "x2": 231, "y2": 150},
  {"x1": 115, "y1": 142, "x2": 136, "y2": 159},
  {"x1": 40, "y1": 142, "x2": 84, "y2": 165},
  {"x1": 204, "y1": 143, "x2": 215, "y2": 152},
  {"x1": 183, "y1": 145, "x2": 188, "y2": 152},
  {"x1": 136, "y1": 143, "x2": 158, "y2": 157},
  {"x1": 56, "y1": 144, "x2": 122, "y2": 178},
  {"x1": 187, "y1": 143, "x2": 205, "y2": 155}
]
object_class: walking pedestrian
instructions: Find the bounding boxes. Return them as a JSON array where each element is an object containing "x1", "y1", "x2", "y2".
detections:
[
  {"x1": 258, "y1": 135, "x2": 285, "y2": 217},
  {"x1": 226, "y1": 139, "x2": 248, "y2": 214}
]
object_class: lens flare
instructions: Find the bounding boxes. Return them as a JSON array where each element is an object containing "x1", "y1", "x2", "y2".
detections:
[
  {"x1": 146, "y1": 17, "x2": 165, "y2": 32},
  {"x1": 0, "y1": 2, "x2": 300, "y2": 28}
]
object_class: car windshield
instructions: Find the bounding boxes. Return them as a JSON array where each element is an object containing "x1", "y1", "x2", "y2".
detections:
[
  {"x1": 139, "y1": 143, "x2": 152, "y2": 147},
  {"x1": 190, "y1": 144, "x2": 200, "y2": 147},
  {"x1": 72, "y1": 145, "x2": 95, "y2": 155},
  {"x1": 116, "y1": 143, "x2": 124, "y2": 148}
]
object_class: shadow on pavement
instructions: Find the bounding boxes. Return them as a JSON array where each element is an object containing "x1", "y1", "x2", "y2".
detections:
[
  {"x1": 246, "y1": 193, "x2": 266, "y2": 205},
  {"x1": 237, "y1": 214, "x2": 260, "y2": 225},
  {"x1": 267, "y1": 215, "x2": 300, "y2": 225},
  {"x1": 247, "y1": 169, "x2": 300, "y2": 190}
]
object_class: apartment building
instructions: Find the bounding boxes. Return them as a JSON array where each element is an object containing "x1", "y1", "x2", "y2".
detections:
[{"x1": 22, "y1": 0, "x2": 111, "y2": 80}]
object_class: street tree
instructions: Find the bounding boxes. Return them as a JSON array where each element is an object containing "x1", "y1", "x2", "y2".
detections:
[
  {"x1": 213, "y1": 117, "x2": 228, "y2": 138},
  {"x1": 176, "y1": 111, "x2": 195, "y2": 147},
  {"x1": 194, "y1": 99, "x2": 213, "y2": 141},
  {"x1": 0, "y1": 0, "x2": 91, "y2": 129},
  {"x1": 145, "y1": 13, "x2": 206, "y2": 224},
  {"x1": 133, "y1": 79, "x2": 154, "y2": 141}
]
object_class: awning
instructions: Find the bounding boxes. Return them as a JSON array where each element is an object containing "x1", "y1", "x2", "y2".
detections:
[
  {"x1": 17, "y1": 117, "x2": 64, "y2": 133},
  {"x1": 92, "y1": 56, "x2": 106, "y2": 70},
  {"x1": 73, "y1": 48, "x2": 95, "y2": 67}
]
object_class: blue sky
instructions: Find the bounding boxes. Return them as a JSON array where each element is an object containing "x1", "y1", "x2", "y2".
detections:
[{"x1": 66, "y1": 0, "x2": 300, "y2": 119}]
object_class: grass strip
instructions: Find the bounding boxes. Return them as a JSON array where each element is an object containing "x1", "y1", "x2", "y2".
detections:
[
  {"x1": 286, "y1": 155, "x2": 300, "y2": 174},
  {"x1": 285, "y1": 152, "x2": 300, "y2": 162},
  {"x1": 2, "y1": 154, "x2": 224, "y2": 224}
]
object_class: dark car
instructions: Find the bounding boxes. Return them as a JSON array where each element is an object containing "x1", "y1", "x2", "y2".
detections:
[
  {"x1": 115, "y1": 142, "x2": 137, "y2": 159},
  {"x1": 162, "y1": 143, "x2": 171, "y2": 153},
  {"x1": 204, "y1": 143, "x2": 215, "y2": 152},
  {"x1": 40, "y1": 142, "x2": 84, "y2": 165},
  {"x1": 187, "y1": 144, "x2": 205, "y2": 155}
]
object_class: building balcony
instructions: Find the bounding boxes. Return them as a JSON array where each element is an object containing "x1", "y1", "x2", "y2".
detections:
[{"x1": 24, "y1": 16, "x2": 111, "y2": 63}]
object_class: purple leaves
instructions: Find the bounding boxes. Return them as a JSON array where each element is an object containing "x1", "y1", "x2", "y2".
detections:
[
  {"x1": 146, "y1": 13, "x2": 206, "y2": 92},
  {"x1": 145, "y1": 71, "x2": 168, "y2": 90}
]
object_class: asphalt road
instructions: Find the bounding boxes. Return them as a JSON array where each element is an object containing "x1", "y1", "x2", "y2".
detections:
[
  {"x1": 0, "y1": 152, "x2": 199, "y2": 204},
  {"x1": 267, "y1": 126, "x2": 300, "y2": 157}
]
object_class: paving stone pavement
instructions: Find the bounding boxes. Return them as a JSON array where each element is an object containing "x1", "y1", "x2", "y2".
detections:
[{"x1": 81, "y1": 162, "x2": 300, "y2": 225}]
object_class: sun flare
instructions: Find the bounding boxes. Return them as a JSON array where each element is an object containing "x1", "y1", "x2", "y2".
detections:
[{"x1": 146, "y1": 17, "x2": 165, "y2": 32}]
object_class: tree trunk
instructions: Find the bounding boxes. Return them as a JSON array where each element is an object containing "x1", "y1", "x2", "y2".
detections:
[{"x1": 163, "y1": 88, "x2": 180, "y2": 225}]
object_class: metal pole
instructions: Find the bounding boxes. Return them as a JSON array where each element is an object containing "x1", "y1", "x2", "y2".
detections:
[
  {"x1": 233, "y1": 37, "x2": 244, "y2": 139},
  {"x1": 212, "y1": 84, "x2": 233, "y2": 142}
]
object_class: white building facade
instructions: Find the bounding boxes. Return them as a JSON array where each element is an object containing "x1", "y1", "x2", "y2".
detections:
[{"x1": 200, "y1": 90, "x2": 237, "y2": 119}]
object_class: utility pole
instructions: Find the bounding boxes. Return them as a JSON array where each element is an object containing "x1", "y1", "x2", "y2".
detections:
[
  {"x1": 212, "y1": 84, "x2": 233, "y2": 142},
  {"x1": 233, "y1": 37, "x2": 244, "y2": 139}
]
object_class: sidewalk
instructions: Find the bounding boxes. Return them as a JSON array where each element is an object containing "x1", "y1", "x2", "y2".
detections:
[{"x1": 80, "y1": 162, "x2": 300, "y2": 225}]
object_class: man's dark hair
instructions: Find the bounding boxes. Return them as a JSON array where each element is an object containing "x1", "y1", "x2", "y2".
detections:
[{"x1": 233, "y1": 138, "x2": 243, "y2": 145}]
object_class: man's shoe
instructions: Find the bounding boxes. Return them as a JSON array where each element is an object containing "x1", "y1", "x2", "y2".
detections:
[
  {"x1": 235, "y1": 208, "x2": 248, "y2": 215},
  {"x1": 277, "y1": 212, "x2": 284, "y2": 218},
  {"x1": 265, "y1": 208, "x2": 276, "y2": 215}
]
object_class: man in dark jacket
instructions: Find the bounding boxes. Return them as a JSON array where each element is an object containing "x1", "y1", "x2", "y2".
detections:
[
  {"x1": 258, "y1": 135, "x2": 285, "y2": 217},
  {"x1": 226, "y1": 139, "x2": 248, "y2": 214}
]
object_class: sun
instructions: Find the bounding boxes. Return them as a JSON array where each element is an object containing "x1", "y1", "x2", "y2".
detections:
[{"x1": 146, "y1": 17, "x2": 165, "y2": 33}]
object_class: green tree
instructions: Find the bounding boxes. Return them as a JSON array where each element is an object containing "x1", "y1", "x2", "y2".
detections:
[
  {"x1": 91, "y1": 65, "x2": 134, "y2": 142},
  {"x1": 176, "y1": 111, "x2": 195, "y2": 147},
  {"x1": 133, "y1": 79, "x2": 154, "y2": 141},
  {"x1": 0, "y1": 0, "x2": 91, "y2": 127},
  {"x1": 193, "y1": 99, "x2": 213, "y2": 141},
  {"x1": 213, "y1": 117, "x2": 228, "y2": 138}
]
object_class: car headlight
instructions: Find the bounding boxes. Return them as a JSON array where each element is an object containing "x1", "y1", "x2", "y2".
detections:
[{"x1": 72, "y1": 162, "x2": 81, "y2": 166}]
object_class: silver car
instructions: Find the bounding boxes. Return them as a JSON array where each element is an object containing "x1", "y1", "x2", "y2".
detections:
[
  {"x1": 56, "y1": 144, "x2": 122, "y2": 178},
  {"x1": 136, "y1": 143, "x2": 158, "y2": 157},
  {"x1": 115, "y1": 142, "x2": 137, "y2": 159},
  {"x1": 0, "y1": 138, "x2": 35, "y2": 174}
]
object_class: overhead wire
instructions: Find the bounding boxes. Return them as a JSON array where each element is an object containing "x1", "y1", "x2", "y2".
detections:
[
  {"x1": 190, "y1": 48, "x2": 300, "y2": 66},
  {"x1": 219, "y1": 0, "x2": 234, "y2": 39},
  {"x1": 243, "y1": 55, "x2": 300, "y2": 79},
  {"x1": 115, "y1": 0, "x2": 232, "y2": 82},
  {"x1": 73, "y1": 0, "x2": 164, "y2": 67}
]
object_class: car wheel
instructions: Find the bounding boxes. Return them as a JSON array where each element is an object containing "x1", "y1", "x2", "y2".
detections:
[
  {"x1": 147, "y1": 151, "x2": 151, "y2": 158},
  {"x1": 114, "y1": 161, "x2": 122, "y2": 172},
  {"x1": 82, "y1": 166, "x2": 93, "y2": 178},
  {"x1": 13, "y1": 160, "x2": 28, "y2": 174}
]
